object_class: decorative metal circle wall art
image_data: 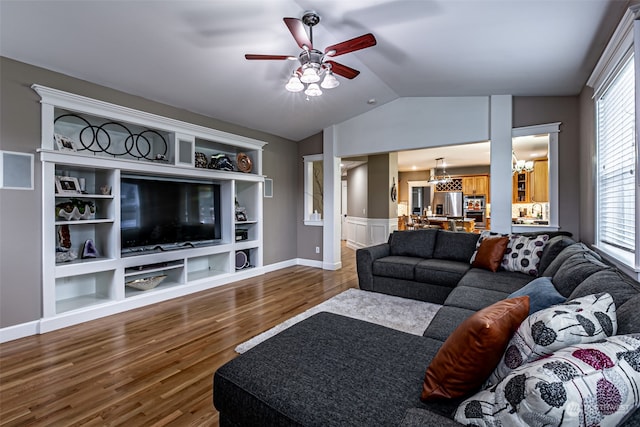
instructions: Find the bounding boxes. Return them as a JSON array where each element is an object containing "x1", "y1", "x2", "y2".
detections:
[
  {"x1": 54, "y1": 114, "x2": 168, "y2": 161},
  {"x1": 236, "y1": 152, "x2": 252, "y2": 173}
]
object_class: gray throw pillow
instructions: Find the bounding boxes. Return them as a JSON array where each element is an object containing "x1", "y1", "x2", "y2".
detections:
[{"x1": 508, "y1": 276, "x2": 566, "y2": 314}]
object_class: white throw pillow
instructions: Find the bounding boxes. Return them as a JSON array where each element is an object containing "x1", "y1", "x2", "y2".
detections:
[
  {"x1": 455, "y1": 334, "x2": 640, "y2": 427},
  {"x1": 487, "y1": 292, "x2": 617, "y2": 386},
  {"x1": 502, "y1": 234, "x2": 549, "y2": 276}
]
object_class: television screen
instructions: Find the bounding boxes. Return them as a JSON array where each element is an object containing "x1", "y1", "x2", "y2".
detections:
[{"x1": 120, "y1": 175, "x2": 222, "y2": 253}]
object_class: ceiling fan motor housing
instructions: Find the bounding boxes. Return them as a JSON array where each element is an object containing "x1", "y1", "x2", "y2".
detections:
[{"x1": 299, "y1": 50, "x2": 325, "y2": 71}]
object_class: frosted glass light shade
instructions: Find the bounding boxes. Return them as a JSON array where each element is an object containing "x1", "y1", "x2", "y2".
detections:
[
  {"x1": 285, "y1": 76, "x2": 304, "y2": 92},
  {"x1": 321, "y1": 72, "x2": 339, "y2": 89},
  {"x1": 300, "y1": 67, "x2": 320, "y2": 83},
  {"x1": 304, "y1": 83, "x2": 322, "y2": 97}
]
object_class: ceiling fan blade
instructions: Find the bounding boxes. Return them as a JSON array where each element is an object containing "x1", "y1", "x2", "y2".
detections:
[
  {"x1": 325, "y1": 33, "x2": 376, "y2": 57},
  {"x1": 326, "y1": 61, "x2": 360, "y2": 79},
  {"x1": 245, "y1": 54, "x2": 293, "y2": 60},
  {"x1": 284, "y1": 17, "x2": 312, "y2": 50}
]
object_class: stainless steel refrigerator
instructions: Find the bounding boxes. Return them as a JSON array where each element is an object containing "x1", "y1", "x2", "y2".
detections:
[{"x1": 432, "y1": 192, "x2": 464, "y2": 217}]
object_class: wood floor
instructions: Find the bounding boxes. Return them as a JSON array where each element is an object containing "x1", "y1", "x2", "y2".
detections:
[{"x1": 0, "y1": 245, "x2": 358, "y2": 426}]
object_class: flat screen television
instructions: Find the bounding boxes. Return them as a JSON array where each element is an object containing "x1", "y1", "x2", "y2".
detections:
[{"x1": 120, "y1": 175, "x2": 222, "y2": 254}]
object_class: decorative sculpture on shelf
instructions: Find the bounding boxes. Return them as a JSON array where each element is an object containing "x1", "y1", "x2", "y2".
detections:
[{"x1": 208, "y1": 153, "x2": 234, "y2": 171}]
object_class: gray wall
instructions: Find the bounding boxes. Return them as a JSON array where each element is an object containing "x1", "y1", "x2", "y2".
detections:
[
  {"x1": 512, "y1": 96, "x2": 581, "y2": 239},
  {"x1": 367, "y1": 153, "x2": 398, "y2": 219},
  {"x1": 347, "y1": 162, "x2": 368, "y2": 217},
  {"x1": 0, "y1": 57, "x2": 298, "y2": 328},
  {"x1": 297, "y1": 133, "x2": 323, "y2": 261},
  {"x1": 578, "y1": 86, "x2": 597, "y2": 246}
]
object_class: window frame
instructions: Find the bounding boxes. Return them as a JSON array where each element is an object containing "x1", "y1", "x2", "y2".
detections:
[
  {"x1": 588, "y1": 6, "x2": 639, "y2": 278},
  {"x1": 595, "y1": 54, "x2": 636, "y2": 266}
]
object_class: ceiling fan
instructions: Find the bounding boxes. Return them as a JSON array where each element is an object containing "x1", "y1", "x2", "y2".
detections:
[{"x1": 244, "y1": 11, "x2": 377, "y2": 97}]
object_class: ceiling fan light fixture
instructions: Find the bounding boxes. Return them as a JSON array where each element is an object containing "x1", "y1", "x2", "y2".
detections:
[
  {"x1": 304, "y1": 83, "x2": 322, "y2": 97},
  {"x1": 245, "y1": 11, "x2": 376, "y2": 99},
  {"x1": 320, "y1": 71, "x2": 339, "y2": 89},
  {"x1": 285, "y1": 75, "x2": 304, "y2": 92},
  {"x1": 300, "y1": 66, "x2": 320, "y2": 83}
]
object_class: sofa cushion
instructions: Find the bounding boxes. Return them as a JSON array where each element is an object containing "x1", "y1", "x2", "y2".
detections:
[
  {"x1": 389, "y1": 229, "x2": 439, "y2": 259},
  {"x1": 616, "y1": 294, "x2": 640, "y2": 335},
  {"x1": 569, "y1": 269, "x2": 640, "y2": 308},
  {"x1": 471, "y1": 236, "x2": 509, "y2": 272},
  {"x1": 487, "y1": 292, "x2": 617, "y2": 386},
  {"x1": 372, "y1": 276, "x2": 453, "y2": 305},
  {"x1": 502, "y1": 234, "x2": 549, "y2": 276},
  {"x1": 414, "y1": 259, "x2": 471, "y2": 288},
  {"x1": 458, "y1": 268, "x2": 533, "y2": 294},
  {"x1": 433, "y1": 231, "x2": 480, "y2": 262},
  {"x1": 541, "y1": 242, "x2": 600, "y2": 277},
  {"x1": 507, "y1": 276, "x2": 566, "y2": 314},
  {"x1": 372, "y1": 256, "x2": 422, "y2": 281},
  {"x1": 421, "y1": 296, "x2": 530, "y2": 401},
  {"x1": 214, "y1": 312, "x2": 446, "y2": 427},
  {"x1": 455, "y1": 334, "x2": 640, "y2": 427},
  {"x1": 537, "y1": 235, "x2": 575, "y2": 277},
  {"x1": 422, "y1": 306, "x2": 476, "y2": 342},
  {"x1": 444, "y1": 285, "x2": 510, "y2": 312},
  {"x1": 552, "y1": 251, "x2": 611, "y2": 297}
]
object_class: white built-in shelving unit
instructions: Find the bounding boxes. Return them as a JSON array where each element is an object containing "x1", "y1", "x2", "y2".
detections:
[{"x1": 34, "y1": 84, "x2": 266, "y2": 333}]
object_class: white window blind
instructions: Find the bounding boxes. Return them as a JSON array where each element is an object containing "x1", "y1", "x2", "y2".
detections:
[{"x1": 597, "y1": 55, "x2": 636, "y2": 253}]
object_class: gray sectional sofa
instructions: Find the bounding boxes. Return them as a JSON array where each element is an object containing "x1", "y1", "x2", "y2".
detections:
[{"x1": 213, "y1": 229, "x2": 640, "y2": 426}]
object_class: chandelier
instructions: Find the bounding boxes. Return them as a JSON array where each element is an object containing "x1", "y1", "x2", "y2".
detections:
[
  {"x1": 428, "y1": 157, "x2": 452, "y2": 184},
  {"x1": 512, "y1": 151, "x2": 534, "y2": 174}
]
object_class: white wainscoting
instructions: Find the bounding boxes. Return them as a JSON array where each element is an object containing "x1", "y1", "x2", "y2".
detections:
[{"x1": 345, "y1": 217, "x2": 397, "y2": 250}]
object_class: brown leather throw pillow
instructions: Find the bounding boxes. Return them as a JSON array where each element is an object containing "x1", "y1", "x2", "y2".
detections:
[
  {"x1": 471, "y1": 236, "x2": 509, "y2": 272},
  {"x1": 421, "y1": 296, "x2": 530, "y2": 401}
]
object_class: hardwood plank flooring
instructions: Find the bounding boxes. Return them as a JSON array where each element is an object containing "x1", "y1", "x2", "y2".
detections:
[{"x1": 0, "y1": 245, "x2": 358, "y2": 426}]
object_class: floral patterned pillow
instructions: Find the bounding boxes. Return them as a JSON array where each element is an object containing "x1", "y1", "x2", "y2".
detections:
[
  {"x1": 502, "y1": 234, "x2": 549, "y2": 275},
  {"x1": 455, "y1": 334, "x2": 640, "y2": 427},
  {"x1": 487, "y1": 293, "x2": 617, "y2": 386}
]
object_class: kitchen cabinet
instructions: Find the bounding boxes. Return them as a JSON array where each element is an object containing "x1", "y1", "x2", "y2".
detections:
[
  {"x1": 531, "y1": 160, "x2": 548, "y2": 202},
  {"x1": 513, "y1": 172, "x2": 529, "y2": 203},
  {"x1": 462, "y1": 175, "x2": 489, "y2": 198}
]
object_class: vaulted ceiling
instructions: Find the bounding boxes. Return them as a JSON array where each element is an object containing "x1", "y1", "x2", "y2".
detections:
[{"x1": 0, "y1": 0, "x2": 629, "y2": 142}]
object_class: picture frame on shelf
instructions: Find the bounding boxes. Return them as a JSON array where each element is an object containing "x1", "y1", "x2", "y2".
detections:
[
  {"x1": 54, "y1": 134, "x2": 77, "y2": 152},
  {"x1": 235, "y1": 207, "x2": 247, "y2": 222},
  {"x1": 55, "y1": 175, "x2": 81, "y2": 194}
]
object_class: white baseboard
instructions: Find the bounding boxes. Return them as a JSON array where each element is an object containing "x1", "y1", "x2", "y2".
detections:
[
  {"x1": 261, "y1": 258, "x2": 298, "y2": 273},
  {"x1": 296, "y1": 258, "x2": 324, "y2": 269},
  {"x1": 0, "y1": 320, "x2": 39, "y2": 343}
]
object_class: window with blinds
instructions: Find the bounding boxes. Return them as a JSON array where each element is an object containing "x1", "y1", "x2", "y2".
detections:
[{"x1": 596, "y1": 55, "x2": 636, "y2": 253}]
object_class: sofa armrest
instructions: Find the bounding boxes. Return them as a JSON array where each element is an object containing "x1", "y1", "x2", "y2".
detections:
[
  {"x1": 399, "y1": 408, "x2": 462, "y2": 427},
  {"x1": 356, "y1": 243, "x2": 390, "y2": 291}
]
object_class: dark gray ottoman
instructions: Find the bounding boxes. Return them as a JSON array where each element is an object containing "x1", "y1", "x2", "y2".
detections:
[{"x1": 213, "y1": 312, "x2": 456, "y2": 426}]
